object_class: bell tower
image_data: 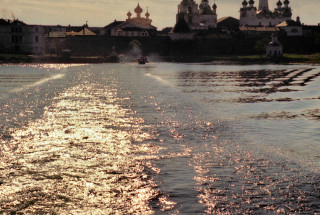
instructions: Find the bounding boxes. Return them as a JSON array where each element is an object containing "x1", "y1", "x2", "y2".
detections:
[{"x1": 258, "y1": 0, "x2": 269, "y2": 10}]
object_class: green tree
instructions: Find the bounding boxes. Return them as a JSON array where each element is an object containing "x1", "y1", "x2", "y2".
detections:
[{"x1": 254, "y1": 37, "x2": 270, "y2": 56}]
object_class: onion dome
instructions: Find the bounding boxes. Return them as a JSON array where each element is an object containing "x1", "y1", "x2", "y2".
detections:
[
  {"x1": 249, "y1": 0, "x2": 254, "y2": 5},
  {"x1": 134, "y1": 3, "x2": 143, "y2": 14},
  {"x1": 145, "y1": 10, "x2": 150, "y2": 17},
  {"x1": 283, "y1": 0, "x2": 289, "y2": 4},
  {"x1": 242, "y1": 0, "x2": 248, "y2": 6},
  {"x1": 213, "y1": 3, "x2": 217, "y2": 9},
  {"x1": 277, "y1": 0, "x2": 282, "y2": 6},
  {"x1": 127, "y1": 11, "x2": 132, "y2": 17}
]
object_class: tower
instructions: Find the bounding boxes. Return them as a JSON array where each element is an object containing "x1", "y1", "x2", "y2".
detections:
[{"x1": 258, "y1": 0, "x2": 269, "y2": 10}]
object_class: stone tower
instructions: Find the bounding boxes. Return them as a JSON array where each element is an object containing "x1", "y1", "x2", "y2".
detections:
[{"x1": 258, "y1": 0, "x2": 269, "y2": 10}]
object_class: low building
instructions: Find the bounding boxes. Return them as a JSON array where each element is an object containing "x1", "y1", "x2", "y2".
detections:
[
  {"x1": 266, "y1": 33, "x2": 283, "y2": 57},
  {"x1": 276, "y1": 18, "x2": 303, "y2": 37}
]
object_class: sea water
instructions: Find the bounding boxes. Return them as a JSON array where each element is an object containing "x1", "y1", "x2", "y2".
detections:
[{"x1": 0, "y1": 63, "x2": 319, "y2": 214}]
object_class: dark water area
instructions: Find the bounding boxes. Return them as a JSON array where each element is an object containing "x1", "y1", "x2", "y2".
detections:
[{"x1": 0, "y1": 63, "x2": 319, "y2": 214}]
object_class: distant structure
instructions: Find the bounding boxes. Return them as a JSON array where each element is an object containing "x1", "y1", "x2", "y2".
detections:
[
  {"x1": 266, "y1": 33, "x2": 283, "y2": 57},
  {"x1": 0, "y1": 19, "x2": 45, "y2": 54},
  {"x1": 240, "y1": 0, "x2": 292, "y2": 27},
  {"x1": 108, "y1": 3, "x2": 157, "y2": 37},
  {"x1": 176, "y1": 0, "x2": 218, "y2": 30},
  {"x1": 276, "y1": 17, "x2": 303, "y2": 37}
]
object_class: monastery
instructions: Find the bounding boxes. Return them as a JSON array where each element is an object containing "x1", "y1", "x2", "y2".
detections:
[{"x1": 240, "y1": 0, "x2": 292, "y2": 27}]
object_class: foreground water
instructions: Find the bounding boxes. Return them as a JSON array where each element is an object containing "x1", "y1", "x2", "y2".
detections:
[{"x1": 0, "y1": 63, "x2": 319, "y2": 214}]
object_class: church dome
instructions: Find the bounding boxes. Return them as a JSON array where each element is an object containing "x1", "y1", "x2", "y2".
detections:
[
  {"x1": 127, "y1": 11, "x2": 132, "y2": 17},
  {"x1": 145, "y1": 11, "x2": 150, "y2": 17},
  {"x1": 249, "y1": 0, "x2": 255, "y2": 5},
  {"x1": 242, "y1": 0, "x2": 248, "y2": 6},
  {"x1": 283, "y1": 0, "x2": 289, "y2": 4},
  {"x1": 277, "y1": 0, "x2": 282, "y2": 6},
  {"x1": 134, "y1": 3, "x2": 143, "y2": 14}
]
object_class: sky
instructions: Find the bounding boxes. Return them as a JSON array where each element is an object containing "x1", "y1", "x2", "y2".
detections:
[{"x1": 0, "y1": 0, "x2": 319, "y2": 29}]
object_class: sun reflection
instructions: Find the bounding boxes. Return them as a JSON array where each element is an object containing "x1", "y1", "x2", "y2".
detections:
[{"x1": 0, "y1": 83, "x2": 160, "y2": 214}]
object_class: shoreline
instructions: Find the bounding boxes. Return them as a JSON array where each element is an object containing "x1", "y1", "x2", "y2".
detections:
[{"x1": 0, "y1": 54, "x2": 319, "y2": 65}]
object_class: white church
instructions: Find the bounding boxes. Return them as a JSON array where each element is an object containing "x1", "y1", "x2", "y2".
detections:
[
  {"x1": 240, "y1": 0, "x2": 292, "y2": 27},
  {"x1": 176, "y1": 0, "x2": 218, "y2": 30}
]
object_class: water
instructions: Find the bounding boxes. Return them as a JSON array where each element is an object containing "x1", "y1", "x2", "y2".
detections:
[{"x1": 0, "y1": 63, "x2": 319, "y2": 214}]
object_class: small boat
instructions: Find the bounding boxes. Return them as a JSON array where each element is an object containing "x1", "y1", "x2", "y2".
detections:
[{"x1": 138, "y1": 57, "x2": 148, "y2": 64}]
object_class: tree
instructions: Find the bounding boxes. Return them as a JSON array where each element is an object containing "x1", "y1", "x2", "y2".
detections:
[
  {"x1": 315, "y1": 33, "x2": 320, "y2": 46},
  {"x1": 254, "y1": 36, "x2": 271, "y2": 56}
]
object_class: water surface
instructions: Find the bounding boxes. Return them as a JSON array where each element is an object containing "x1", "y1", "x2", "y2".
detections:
[{"x1": 0, "y1": 63, "x2": 319, "y2": 214}]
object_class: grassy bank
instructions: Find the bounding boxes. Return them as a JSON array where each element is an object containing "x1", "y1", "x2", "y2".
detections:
[{"x1": 163, "y1": 53, "x2": 320, "y2": 64}]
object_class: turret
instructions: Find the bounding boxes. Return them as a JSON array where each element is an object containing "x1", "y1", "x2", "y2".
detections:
[
  {"x1": 296, "y1": 16, "x2": 301, "y2": 25},
  {"x1": 242, "y1": 0, "x2": 248, "y2": 8},
  {"x1": 283, "y1": 0, "x2": 289, "y2": 8},
  {"x1": 212, "y1": 3, "x2": 217, "y2": 15},
  {"x1": 276, "y1": 0, "x2": 282, "y2": 9},
  {"x1": 127, "y1": 11, "x2": 132, "y2": 19},
  {"x1": 249, "y1": 0, "x2": 255, "y2": 8},
  {"x1": 145, "y1": 8, "x2": 150, "y2": 20}
]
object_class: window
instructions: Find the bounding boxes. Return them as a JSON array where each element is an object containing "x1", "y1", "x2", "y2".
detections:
[
  {"x1": 35, "y1": 27, "x2": 38, "y2": 32},
  {"x1": 35, "y1": 36, "x2": 39, "y2": 43}
]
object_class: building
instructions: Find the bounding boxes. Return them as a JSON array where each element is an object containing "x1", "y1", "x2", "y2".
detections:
[
  {"x1": 240, "y1": 0, "x2": 292, "y2": 27},
  {"x1": 266, "y1": 33, "x2": 283, "y2": 57},
  {"x1": 100, "y1": 20, "x2": 125, "y2": 36},
  {"x1": 0, "y1": 19, "x2": 12, "y2": 52},
  {"x1": 0, "y1": 19, "x2": 45, "y2": 54},
  {"x1": 109, "y1": 3, "x2": 157, "y2": 37},
  {"x1": 176, "y1": 0, "x2": 218, "y2": 30},
  {"x1": 276, "y1": 18, "x2": 303, "y2": 37}
]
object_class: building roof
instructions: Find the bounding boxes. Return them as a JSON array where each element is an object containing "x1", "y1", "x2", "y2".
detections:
[
  {"x1": 218, "y1": 16, "x2": 239, "y2": 23},
  {"x1": 0, "y1": 19, "x2": 11, "y2": 25},
  {"x1": 66, "y1": 28, "x2": 96, "y2": 36},
  {"x1": 217, "y1": 16, "x2": 240, "y2": 29},
  {"x1": 11, "y1": 19, "x2": 27, "y2": 26},
  {"x1": 240, "y1": 26, "x2": 280, "y2": 32},
  {"x1": 103, "y1": 20, "x2": 125, "y2": 30},
  {"x1": 172, "y1": 16, "x2": 192, "y2": 33},
  {"x1": 276, "y1": 20, "x2": 301, "y2": 27}
]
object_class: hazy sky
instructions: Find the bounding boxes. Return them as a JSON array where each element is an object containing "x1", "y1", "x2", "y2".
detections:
[{"x1": 1, "y1": 0, "x2": 319, "y2": 29}]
